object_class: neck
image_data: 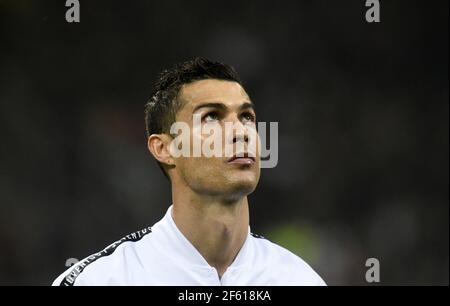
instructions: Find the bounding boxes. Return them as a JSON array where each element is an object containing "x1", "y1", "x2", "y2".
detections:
[{"x1": 171, "y1": 186, "x2": 249, "y2": 278}]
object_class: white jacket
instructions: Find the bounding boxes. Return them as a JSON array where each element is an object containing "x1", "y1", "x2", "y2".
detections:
[{"x1": 53, "y1": 205, "x2": 326, "y2": 286}]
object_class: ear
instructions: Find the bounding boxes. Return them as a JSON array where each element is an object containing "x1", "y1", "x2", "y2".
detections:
[{"x1": 147, "y1": 134, "x2": 174, "y2": 166}]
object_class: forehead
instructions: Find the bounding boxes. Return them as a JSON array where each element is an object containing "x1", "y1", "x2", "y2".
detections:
[{"x1": 179, "y1": 79, "x2": 250, "y2": 110}]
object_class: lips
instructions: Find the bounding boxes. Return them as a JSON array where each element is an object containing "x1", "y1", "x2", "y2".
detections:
[{"x1": 227, "y1": 152, "x2": 256, "y2": 164}]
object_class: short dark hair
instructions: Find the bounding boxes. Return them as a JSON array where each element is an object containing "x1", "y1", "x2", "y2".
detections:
[{"x1": 144, "y1": 57, "x2": 243, "y2": 176}]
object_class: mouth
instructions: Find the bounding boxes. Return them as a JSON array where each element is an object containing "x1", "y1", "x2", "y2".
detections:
[{"x1": 227, "y1": 153, "x2": 256, "y2": 165}]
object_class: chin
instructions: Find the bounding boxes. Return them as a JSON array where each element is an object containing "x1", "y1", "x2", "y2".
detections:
[{"x1": 225, "y1": 174, "x2": 259, "y2": 196}]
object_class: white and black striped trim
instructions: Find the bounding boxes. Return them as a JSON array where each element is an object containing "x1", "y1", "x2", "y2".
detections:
[
  {"x1": 59, "y1": 226, "x2": 152, "y2": 286},
  {"x1": 250, "y1": 232, "x2": 265, "y2": 239}
]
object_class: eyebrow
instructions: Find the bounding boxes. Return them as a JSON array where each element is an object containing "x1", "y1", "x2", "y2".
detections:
[{"x1": 193, "y1": 101, "x2": 255, "y2": 113}]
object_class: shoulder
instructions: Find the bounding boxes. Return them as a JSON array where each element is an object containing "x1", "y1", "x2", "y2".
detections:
[
  {"x1": 250, "y1": 233, "x2": 326, "y2": 286},
  {"x1": 52, "y1": 227, "x2": 153, "y2": 286}
]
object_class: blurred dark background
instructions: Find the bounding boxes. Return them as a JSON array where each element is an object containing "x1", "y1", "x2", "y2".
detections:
[{"x1": 0, "y1": 0, "x2": 448, "y2": 285}]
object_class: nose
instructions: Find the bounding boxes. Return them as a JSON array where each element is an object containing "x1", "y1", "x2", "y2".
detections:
[
  {"x1": 233, "y1": 130, "x2": 249, "y2": 144},
  {"x1": 228, "y1": 117, "x2": 249, "y2": 144}
]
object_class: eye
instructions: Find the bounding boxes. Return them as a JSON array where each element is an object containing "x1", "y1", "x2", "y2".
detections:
[
  {"x1": 203, "y1": 111, "x2": 220, "y2": 123},
  {"x1": 241, "y1": 112, "x2": 256, "y2": 123}
]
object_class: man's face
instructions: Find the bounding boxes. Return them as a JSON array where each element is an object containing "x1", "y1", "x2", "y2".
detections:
[{"x1": 171, "y1": 79, "x2": 260, "y2": 200}]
